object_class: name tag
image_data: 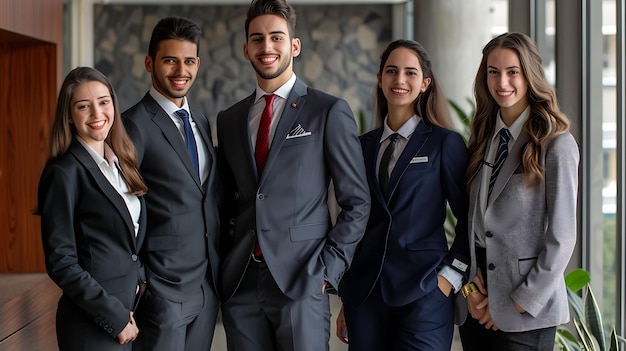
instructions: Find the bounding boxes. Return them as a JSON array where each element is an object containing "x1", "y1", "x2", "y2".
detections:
[
  {"x1": 452, "y1": 259, "x2": 468, "y2": 272},
  {"x1": 410, "y1": 156, "x2": 428, "y2": 164}
]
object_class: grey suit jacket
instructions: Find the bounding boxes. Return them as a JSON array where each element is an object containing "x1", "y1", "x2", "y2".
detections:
[
  {"x1": 217, "y1": 78, "x2": 370, "y2": 301},
  {"x1": 122, "y1": 93, "x2": 221, "y2": 302},
  {"x1": 458, "y1": 130, "x2": 579, "y2": 332}
]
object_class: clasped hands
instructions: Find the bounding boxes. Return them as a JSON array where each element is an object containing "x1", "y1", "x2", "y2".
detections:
[
  {"x1": 466, "y1": 269, "x2": 497, "y2": 330},
  {"x1": 465, "y1": 269, "x2": 526, "y2": 331}
]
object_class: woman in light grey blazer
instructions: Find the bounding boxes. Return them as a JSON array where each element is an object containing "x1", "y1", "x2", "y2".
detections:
[{"x1": 457, "y1": 32, "x2": 579, "y2": 351}]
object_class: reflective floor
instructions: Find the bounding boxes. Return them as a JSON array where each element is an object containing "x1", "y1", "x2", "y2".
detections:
[{"x1": 0, "y1": 274, "x2": 462, "y2": 351}]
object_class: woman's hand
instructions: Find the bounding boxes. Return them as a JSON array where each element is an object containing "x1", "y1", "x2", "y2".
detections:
[
  {"x1": 437, "y1": 274, "x2": 453, "y2": 297},
  {"x1": 336, "y1": 305, "x2": 349, "y2": 344},
  {"x1": 513, "y1": 300, "x2": 526, "y2": 314}
]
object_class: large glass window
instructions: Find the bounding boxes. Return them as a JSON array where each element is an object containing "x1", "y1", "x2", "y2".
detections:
[{"x1": 601, "y1": 0, "x2": 618, "y2": 332}]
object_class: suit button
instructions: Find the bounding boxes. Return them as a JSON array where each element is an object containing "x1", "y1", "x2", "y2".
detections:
[
  {"x1": 485, "y1": 231, "x2": 493, "y2": 238},
  {"x1": 257, "y1": 193, "x2": 264, "y2": 200},
  {"x1": 131, "y1": 254, "x2": 138, "y2": 261},
  {"x1": 488, "y1": 263, "x2": 496, "y2": 270}
]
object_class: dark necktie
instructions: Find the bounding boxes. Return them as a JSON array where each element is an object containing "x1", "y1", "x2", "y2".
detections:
[
  {"x1": 255, "y1": 94, "x2": 276, "y2": 176},
  {"x1": 379, "y1": 133, "x2": 399, "y2": 199},
  {"x1": 175, "y1": 109, "x2": 200, "y2": 177},
  {"x1": 488, "y1": 128, "x2": 512, "y2": 199},
  {"x1": 253, "y1": 94, "x2": 276, "y2": 258}
]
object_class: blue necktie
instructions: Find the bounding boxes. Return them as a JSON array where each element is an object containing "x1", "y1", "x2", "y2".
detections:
[
  {"x1": 175, "y1": 109, "x2": 200, "y2": 177},
  {"x1": 488, "y1": 128, "x2": 512, "y2": 199}
]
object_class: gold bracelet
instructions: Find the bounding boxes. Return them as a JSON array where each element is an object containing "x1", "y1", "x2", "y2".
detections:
[{"x1": 461, "y1": 282, "x2": 479, "y2": 298}]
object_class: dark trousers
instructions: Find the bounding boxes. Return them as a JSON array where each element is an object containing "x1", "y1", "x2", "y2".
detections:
[
  {"x1": 344, "y1": 282, "x2": 454, "y2": 351},
  {"x1": 459, "y1": 318, "x2": 556, "y2": 351},
  {"x1": 459, "y1": 246, "x2": 556, "y2": 351},
  {"x1": 133, "y1": 280, "x2": 219, "y2": 351},
  {"x1": 221, "y1": 260, "x2": 331, "y2": 351}
]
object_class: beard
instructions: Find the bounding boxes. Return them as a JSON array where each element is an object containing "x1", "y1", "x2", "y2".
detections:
[
  {"x1": 250, "y1": 56, "x2": 292, "y2": 80},
  {"x1": 152, "y1": 63, "x2": 191, "y2": 100}
]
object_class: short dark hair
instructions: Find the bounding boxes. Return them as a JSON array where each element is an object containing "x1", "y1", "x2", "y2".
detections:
[
  {"x1": 245, "y1": 0, "x2": 296, "y2": 39},
  {"x1": 148, "y1": 16, "x2": 201, "y2": 59}
]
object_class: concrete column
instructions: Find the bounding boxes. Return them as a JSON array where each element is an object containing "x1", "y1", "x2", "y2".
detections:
[{"x1": 413, "y1": 0, "x2": 493, "y2": 128}]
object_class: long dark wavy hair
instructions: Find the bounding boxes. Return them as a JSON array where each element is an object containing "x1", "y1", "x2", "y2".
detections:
[{"x1": 466, "y1": 32, "x2": 570, "y2": 189}]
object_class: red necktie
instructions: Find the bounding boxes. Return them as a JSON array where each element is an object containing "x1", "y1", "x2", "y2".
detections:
[
  {"x1": 253, "y1": 94, "x2": 276, "y2": 257},
  {"x1": 255, "y1": 94, "x2": 276, "y2": 176}
]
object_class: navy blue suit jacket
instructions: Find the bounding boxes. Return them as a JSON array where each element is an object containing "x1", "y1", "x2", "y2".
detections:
[{"x1": 340, "y1": 122, "x2": 470, "y2": 314}]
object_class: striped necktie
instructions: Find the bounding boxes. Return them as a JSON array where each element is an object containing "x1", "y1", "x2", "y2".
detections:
[{"x1": 488, "y1": 128, "x2": 512, "y2": 199}]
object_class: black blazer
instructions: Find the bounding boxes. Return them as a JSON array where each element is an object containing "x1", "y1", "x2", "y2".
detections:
[
  {"x1": 38, "y1": 139, "x2": 146, "y2": 339},
  {"x1": 122, "y1": 93, "x2": 220, "y2": 301}
]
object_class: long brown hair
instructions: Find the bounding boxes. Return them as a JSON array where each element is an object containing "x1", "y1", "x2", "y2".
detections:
[
  {"x1": 49, "y1": 67, "x2": 147, "y2": 195},
  {"x1": 375, "y1": 39, "x2": 451, "y2": 129},
  {"x1": 466, "y1": 32, "x2": 570, "y2": 189}
]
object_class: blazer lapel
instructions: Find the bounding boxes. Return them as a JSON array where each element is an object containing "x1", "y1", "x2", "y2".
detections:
[
  {"x1": 259, "y1": 79, "x2": 307, "y2": 185},
  {"x1": 191, "y1": 109, "x2": 216, "y2": 190},
  {"x1": 69, "y1": 141, "x2": 136, "y2": 244},
  {"x1": 235, "y1": 94, "x2": 259, "y2": 181},
  {"x1": 387, "y1": 121, "x2": 430, "y2": 200},
  {"x1": 143, "y1": 95, "x2": 202, "y2": 189},
  {"x1": 362, "y1": 129, "x2": 387, "y2": 206},
  {"x1": 487, "y1": 130, "x2": 531, "y2": 206}
]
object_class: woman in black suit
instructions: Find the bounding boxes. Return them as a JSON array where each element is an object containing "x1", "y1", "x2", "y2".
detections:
[{"x1": 37, "y1": 67, "x2": 148, "y2": 350}]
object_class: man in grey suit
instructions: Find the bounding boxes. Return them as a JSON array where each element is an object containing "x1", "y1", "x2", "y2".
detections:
[
  {"x1": 217, "y1": 1, "x2": 370, "y2": 350},
  {"x1": 122, "y1": 17, "x2": 220, "y2": 351}
]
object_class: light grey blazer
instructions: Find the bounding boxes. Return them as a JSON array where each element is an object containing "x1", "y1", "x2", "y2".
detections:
[{"x1": 458, "y1": 130, "x2": 579, "y2": 332}]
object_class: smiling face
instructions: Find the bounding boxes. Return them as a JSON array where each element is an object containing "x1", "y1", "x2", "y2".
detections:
[
  {"x1": 145, "y1": 38, "x2": 200, "y2": 107},
  {"x1": 377, "y1": 47, "x2": 431, "y2": 119},
  {"x1": 486, "y1": 47, "x2": 529, "y2": 122},
  {"x1": 70, "y1": 81, "x2": 114, "y2": 153},
  {"x1": 244, "y1": 14, "x2": 301, "y2": 91}
]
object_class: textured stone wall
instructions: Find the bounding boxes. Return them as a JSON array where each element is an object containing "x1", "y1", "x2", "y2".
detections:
[{"x1": 93, "y1": 4, "x2": 392, "y2": 133}]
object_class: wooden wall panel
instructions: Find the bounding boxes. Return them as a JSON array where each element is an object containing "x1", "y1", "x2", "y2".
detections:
[
  {"x1": 0, "y1": 0, "x2": 64, "y2": 85},
  {"x1": 0, "y1": 0, "x2": 62, "y2": 272},
  {"x1": 0, "y1": 40, "x2": 56, "y2": 272}
]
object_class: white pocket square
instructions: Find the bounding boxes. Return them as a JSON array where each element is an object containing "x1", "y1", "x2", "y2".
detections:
[
  {"x1": 410, "y1": 156, "x2": 428, "y2": 164},
  {"x1": 286, "y1": 124, "x2": 312, "y2": 139}
]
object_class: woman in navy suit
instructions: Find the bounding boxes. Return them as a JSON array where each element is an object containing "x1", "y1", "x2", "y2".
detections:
[
  {"x1": 37, "y1": 67, "x2": 148, "y2": 350},
  {"x1": 458, "y1": 33, "x2": 578, "y2": 351},
  {"x1": 336, "y1": 40, "x2": 470, "y2": 351}
]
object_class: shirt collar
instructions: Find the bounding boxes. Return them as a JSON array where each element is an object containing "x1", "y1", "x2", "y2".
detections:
[
  {"x1": 492, "y1": 105, "x2": 530, "y2": 143},
  {"x1": 76, "y1": 137, "x2": 118, "y2": 167},
  {"x1": 380, "y1": 114, "x2": 422, "y2": 143},
  {"x1": 254, "y1": 73, "x2": 297, "y2": 103},
  {"x1": 149, "y1": 86, "x2": 191, "y2": 117}
]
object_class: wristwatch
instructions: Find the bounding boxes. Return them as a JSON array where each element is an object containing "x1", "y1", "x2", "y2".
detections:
[{"x1": 461, "y1": 282, "x2": 479, "y2": 298}]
